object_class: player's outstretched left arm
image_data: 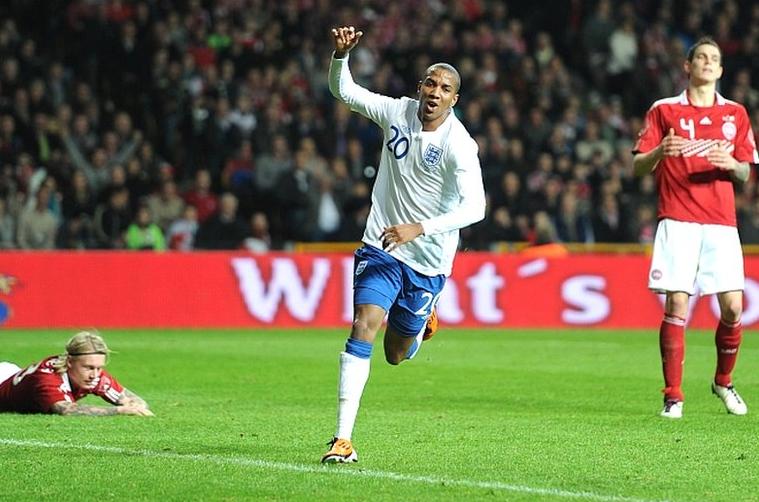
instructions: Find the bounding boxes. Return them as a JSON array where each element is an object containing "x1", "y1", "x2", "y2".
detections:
[
  {"x1": 51, "y1": 400, "x2": 154, "y2": 416},
  {"x1": 117, "y1": 388, "x2": 152, "y2": 412},
  {"x1": 707, "y1": 146, "x2": 751, "y2": 182}
]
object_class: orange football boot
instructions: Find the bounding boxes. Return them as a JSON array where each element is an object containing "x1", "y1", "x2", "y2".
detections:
[
  {"x1": 423, "y1": 308, "x2": 439, "y2": 341},
  {"x1": 321, "y1": 438, "x2": 358, "y2": 463}
]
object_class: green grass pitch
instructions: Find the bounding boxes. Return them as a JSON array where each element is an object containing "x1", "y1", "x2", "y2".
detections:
[{"x1": 1, "y1": 327, "x2": 758, "y2": 501}]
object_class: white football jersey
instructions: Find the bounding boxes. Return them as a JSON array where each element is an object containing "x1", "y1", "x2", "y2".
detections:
[{"x1": 329, "y1": 55, "x2": 486, "y2": 276}]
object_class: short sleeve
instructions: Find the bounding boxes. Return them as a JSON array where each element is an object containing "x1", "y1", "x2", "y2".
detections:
[
  {"x1": 33, "y1": 373, "x2": 71, "y2": 413},
  {"x1": 734, "y1": 107, "x2": 759, "y2": 164},
  {"x1": 633, "y1": 105, "x2": 663, "y2": 154}
]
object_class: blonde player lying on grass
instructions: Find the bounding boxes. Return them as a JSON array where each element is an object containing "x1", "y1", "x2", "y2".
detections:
[{"x1": 0, "y1": 330, "x2": 153, "y2": 416}]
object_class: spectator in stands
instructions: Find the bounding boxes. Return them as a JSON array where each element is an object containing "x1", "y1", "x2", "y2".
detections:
[
  {"x1": 183, "y1": 168, "x2": 218, "y2": 224},
  {"x1": 99, "y1": 163, "x2": 128, "y2": 204},
  {"x1": 195, "y1": 192, "x2": 248, "y2": 250},
  {"x1": 125, "y1": 158, "x2": 152, "y2": 207},
  {"x1": 255, "y1": 134, "x2": 291, "y2": 194},
  {"x1": 581, "y1": 0, "x2": 615, "y2": 89},
  {"x1": 0, "y1": 115, "x2": 24, "y2": 165},
  {"x1": 554, "y1": 191, "x2": 594, "y2": 244},
  {"x1": 576, "y1": 121, "x2": 614, "y2": 164},
  {"x1": 125, "y1": 204, "x2": 166, "y2": 251},
  {"x1": 68, "y1": 114, "x2": 98, "y2": 157},
  {"x1": 0, "y1": 197, "x2": 15, "y2": 248},
  {"x1": 243, "y1": 211, "x2": 271, "y2": 253},
  {"x1": 93, "y1": 186, "x2": 131, "y2": 249},
  {"x1": 490, "y1": 171, "x2": 527, "y2": 221},
  {"x1": 146, "y1": 179, "x2": 185, "y2": 232},
  {"x1": 229, "y1": 93, "x2": 257, "y2": 140},
  {"x1": 62, "y1": 169, "x2": 96, "y2": 223},
  {"x1": 592, "y1": 192, "x2": 627, "y2": 242},
  {"x1": 222, "y1": 139, "x2": 255, "y2": 192},
  {"x1": 0, "y1": 330, "x2": 153, "y2": 416},
  {"x1": 468, "y1": 206, "x2": 522, "y2": 250},
  {"x1": 167, "y1": 204, "x2": 198, "y2": 251},
  {"x1": 274, "y1": 149, "x2": 320, "y2": 242},
  {"x1": 16, "y1": 183, "x2": 57, "y2": 249}
]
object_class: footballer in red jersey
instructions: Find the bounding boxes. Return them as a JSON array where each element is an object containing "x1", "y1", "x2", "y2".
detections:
[
  {"x1": 0, "y1": 331, "x2": 153, "y2": 416},
  {"x1": 633, "y1": 36, "x2": 758, "y2": 419}
]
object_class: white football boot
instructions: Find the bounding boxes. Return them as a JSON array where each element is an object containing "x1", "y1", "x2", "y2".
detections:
[
  {"x1": 660, "y1": 400, "x2": 683, "y2": 419},
  {"x1": 712, "y1": 383, "x2": 748, "y2": 415}
]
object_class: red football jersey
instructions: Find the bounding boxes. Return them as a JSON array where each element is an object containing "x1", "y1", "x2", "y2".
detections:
[
  {"x1": 634, "y1": 90, "x2": 759, "y2": 226},
  {"x1": 0, "y1": 356, "x2": 124, "y2": 413}
]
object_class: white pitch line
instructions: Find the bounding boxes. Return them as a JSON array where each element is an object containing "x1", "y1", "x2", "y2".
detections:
[{"x1": 0, "y1": 438, "x2": 664, "y2": 502}]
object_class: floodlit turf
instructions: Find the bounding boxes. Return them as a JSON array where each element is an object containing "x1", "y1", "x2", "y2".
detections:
[{"x1": 1, "y1": 328, "x2": 758, "y2": 501}]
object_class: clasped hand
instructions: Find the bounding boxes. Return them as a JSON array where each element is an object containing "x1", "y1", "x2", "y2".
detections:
[{"x1": 331, "y1": 26, "x2": 363, "y2": 58}]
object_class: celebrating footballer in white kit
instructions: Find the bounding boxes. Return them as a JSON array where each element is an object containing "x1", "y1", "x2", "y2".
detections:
[
  {"x1": 633, "y1": 36, "x2": 759, "y2": 420},
  {"x1": 321, "y1": 26, "x2": 486, "y2": 463}
]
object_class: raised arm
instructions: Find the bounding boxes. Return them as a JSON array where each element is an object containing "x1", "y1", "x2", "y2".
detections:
[
  {"x1": 331, "y1": 25, "x2": 363, "y2": 59},
  {"x1": 328, "y1": 26, "x2": 396, "y2": 124}
]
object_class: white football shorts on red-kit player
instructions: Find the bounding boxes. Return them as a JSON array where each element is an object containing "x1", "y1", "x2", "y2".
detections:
[{"x1": 648, "y1": 218, "x2": 744, "y2": 296}]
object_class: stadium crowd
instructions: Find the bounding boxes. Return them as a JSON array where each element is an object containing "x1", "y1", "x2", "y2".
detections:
[{"x1": 0, "y1": 0, "x2": 757, "y2": 251}]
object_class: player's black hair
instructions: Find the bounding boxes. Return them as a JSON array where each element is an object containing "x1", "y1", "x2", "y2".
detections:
[
  {"x1": 424, "y1": 63, "x2": 461, "y2": 93},
  {"x1": 686, "y1": 36, "x2": 721, "y2": 62}
]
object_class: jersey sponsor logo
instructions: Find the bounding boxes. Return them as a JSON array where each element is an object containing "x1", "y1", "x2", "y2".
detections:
[
  {"x1": 722, "y1": 122, "x2": 737, "y2": 141},
  {"x1": 651, "y1": 269, "x2": 662, "y2": 281},
  {"x1": 681, "y1": 139, "x2": 734, "y2": 157},
  {"x1": 355, "y1": 260, "x2": 368, "y2": 276},
  {"x1": 699, "y1": 117, "x2": 712, "y2": 125},
  {"x1": 423, "y1": 144, "x2": 443, "y2": 169}
]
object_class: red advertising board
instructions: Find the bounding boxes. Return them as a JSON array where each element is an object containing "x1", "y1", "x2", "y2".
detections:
[{"x1": 1, "y1": 251, "x2": 758, "y2": 329}]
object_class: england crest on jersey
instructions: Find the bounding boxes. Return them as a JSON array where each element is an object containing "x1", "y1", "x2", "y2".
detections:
[
  {"x1": 423, "y1": 144, "x2": 443, "y2": 170},
  {"x1": 355, "y1": 260, "x2": 368, "y2": 276}
]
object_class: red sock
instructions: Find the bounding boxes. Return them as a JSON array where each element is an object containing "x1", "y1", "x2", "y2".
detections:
[
  {"x1": 715, "y1": 319, "x2": 742, "y2": 387},
  {"x1": 660, "y1": 315, "x2": 685, "y2": 401}
]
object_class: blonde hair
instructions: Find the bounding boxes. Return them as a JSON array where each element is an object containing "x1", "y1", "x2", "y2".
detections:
[{"x1": 52, "y1": 330, "x2": 110, "y2": 373}]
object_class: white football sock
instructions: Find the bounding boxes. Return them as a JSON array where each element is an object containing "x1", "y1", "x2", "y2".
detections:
[
  {"x1": 406, "y1": 325, "x2": 426, "y2": 360},
  {"x1": 335, "y1": 351, "x2": 371, "y2": 440}
]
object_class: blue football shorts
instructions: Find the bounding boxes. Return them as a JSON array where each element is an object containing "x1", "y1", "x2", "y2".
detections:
[{"x1": 352, "y1": 245, "x2": 446, "y2": 337}]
